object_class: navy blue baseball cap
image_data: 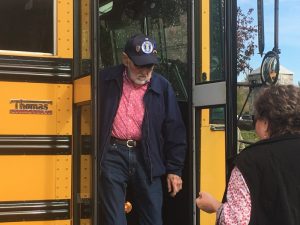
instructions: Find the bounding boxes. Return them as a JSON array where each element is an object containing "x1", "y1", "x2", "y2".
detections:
[{"x1": 124, "y1": 34, "x2": 159, "y2": 66}]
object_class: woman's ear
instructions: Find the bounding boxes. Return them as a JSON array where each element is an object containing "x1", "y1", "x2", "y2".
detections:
[{"x1": 263, "y1": 119, "x2": 270, "y2": 138}]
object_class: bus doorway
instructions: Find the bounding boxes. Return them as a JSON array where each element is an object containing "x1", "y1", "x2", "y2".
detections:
[{"x1": 98, "y1": 0, "x2": 192, "y2": 224}]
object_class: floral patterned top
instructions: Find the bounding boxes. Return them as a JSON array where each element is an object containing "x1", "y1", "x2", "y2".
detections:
[{"x1": 216, "y1": 167, "x2": 251, "y2": 225}]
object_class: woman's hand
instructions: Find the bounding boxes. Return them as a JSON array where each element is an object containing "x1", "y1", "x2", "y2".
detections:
[{"x1": 195, "y1": 192, "x2": 222, "y2": 213}]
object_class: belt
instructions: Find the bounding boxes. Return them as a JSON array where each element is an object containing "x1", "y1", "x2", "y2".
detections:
[{"x1": 111, "y1": 137, "x2": 140, "y2": 148}]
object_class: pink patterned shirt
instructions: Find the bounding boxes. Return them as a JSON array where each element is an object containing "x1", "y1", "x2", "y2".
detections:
[
  {"x1": 111, "y1": 71, "x2": 148, "y2": 140},
  {"x1": 217, "y1": 167, "x2": 251, "y2": 225}
]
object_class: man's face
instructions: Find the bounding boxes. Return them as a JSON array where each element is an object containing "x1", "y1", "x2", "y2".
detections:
[{"x1": 122, "y1": 53, "x2": 154, "y2": 85}]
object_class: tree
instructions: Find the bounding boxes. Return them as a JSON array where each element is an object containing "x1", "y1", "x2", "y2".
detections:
[{"x1": 237, "y1": 7, "x2": 258, "y2": 76}]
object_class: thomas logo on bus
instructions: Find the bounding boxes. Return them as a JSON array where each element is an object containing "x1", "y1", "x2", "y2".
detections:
[{"x1": 9, "y1": 99, "x2": 53, "y2": 115}]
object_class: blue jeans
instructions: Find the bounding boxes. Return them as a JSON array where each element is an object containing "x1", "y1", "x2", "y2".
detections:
[{"x1": 99, "y1": 143, "x2": 163, "y2": 225}]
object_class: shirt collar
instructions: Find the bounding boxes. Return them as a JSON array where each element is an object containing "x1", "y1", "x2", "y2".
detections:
[{"x1": 104, "y1": 64, "x2": 162, "y2": 95}]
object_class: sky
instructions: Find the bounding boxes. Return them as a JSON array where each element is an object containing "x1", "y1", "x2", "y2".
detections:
[{"x1": 238, "y1": 0, "x2": 300, "y2": 85}]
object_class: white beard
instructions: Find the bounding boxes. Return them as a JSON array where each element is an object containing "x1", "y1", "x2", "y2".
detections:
[
  {"x1": 132, "y1": 79, "x2": 149, "y2": 85},
  {"x1": 127, "y1": 70, "x2": 150, "y2": 85}
]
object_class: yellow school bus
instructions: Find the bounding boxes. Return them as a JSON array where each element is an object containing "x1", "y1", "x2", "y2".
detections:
[{"x1": 0, "y1": 0, "x2": 237, "y2": 225}]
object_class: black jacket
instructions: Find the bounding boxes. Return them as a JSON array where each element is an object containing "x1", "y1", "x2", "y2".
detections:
[
  {"x1": 98, "y1": 65, "x2": 187, "y2": 179},
  {"x1": 235, "y1": 134, "x2": 300, "y2": 225}
]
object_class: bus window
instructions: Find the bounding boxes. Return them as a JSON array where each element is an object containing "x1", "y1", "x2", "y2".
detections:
[
  {"x1": 99, "y1": 0, "x2": 188, "y2": 102},
  {"x1": 99, "y1": 1, "x2": 113, "y2": 16},
  {"x1": 210, "y1": 107, "x2": 225, "y2": 125},
  {"x1": 0, "y1": 0, "x2": 54, "y2": 53},
  {"x1": 210, "y1": 0, "x2": 225, "y2": 81},
  {"x1": 196, "y1": 0, "x2": 225, "y2": 83}
]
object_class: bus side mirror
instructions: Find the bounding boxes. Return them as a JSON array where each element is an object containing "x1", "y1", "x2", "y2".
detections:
[{"x1": 260, "y1": 51, "x2": 280, "y2": 85}]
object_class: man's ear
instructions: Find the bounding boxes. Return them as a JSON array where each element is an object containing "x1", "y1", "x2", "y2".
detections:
[{"x1": 122, "y1": 52, "x2": 129, "y2": 67}]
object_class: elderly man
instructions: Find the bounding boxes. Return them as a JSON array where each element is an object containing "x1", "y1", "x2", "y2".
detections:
[{"x1": 98, "y1": 34, "x2": 187, "y2": 225}]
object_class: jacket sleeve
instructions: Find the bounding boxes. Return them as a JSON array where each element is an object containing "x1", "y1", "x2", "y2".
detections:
[{"x1": 162, "y1": 83, "x2": 187, "y2": 176}]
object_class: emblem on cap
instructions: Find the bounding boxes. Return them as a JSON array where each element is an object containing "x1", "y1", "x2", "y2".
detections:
[
  {"x1": 135, "y1": 45, "x2": 141, "y2": 52},
  {"x1": 141, "y1": 41, "x2": 154, "y2": 54}
]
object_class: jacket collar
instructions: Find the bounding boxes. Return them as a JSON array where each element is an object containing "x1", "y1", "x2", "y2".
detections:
[
  {"x1": 104, "y1": 64, "x2": 163, "y2": 95},
  {"x1": 148, "y1": 72, "x2": 163, "y2": 95},
  {"x1": 251, "y1": 133, "x2": 300, "y2": 148}
]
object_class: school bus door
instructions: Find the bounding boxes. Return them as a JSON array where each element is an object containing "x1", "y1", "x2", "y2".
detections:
[
  {"x1": 98, "y1": 0, "x2": 191, "y2": 224},
  {"x1": 194, "y1": 1, "x2": 237, "y2": 225}
]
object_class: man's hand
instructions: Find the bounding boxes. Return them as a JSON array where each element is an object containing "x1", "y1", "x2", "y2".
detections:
[{"x1": 167, "y1": 174, "x2": 183, "y2": 197}]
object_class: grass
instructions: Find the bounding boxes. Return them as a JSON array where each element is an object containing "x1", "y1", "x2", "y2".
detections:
[
  {"x1": 237, "y1": 130, "x2": 259, "y2": 151},
  {"x1": 241, "y1": 130, "x2": 259, "y2": 142}
]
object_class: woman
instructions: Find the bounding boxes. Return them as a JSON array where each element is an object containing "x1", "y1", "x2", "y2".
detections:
[{"x1": 196, "y1": 85, "x2": 300, "y2": 225}]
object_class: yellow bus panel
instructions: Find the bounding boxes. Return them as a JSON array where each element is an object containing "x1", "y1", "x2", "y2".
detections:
[
  {"x1": 201, "y1": 0, "x2": 210, "y2": 81},
  {"x1": 199, "y1": 109, "x2": 225, "y2": 225},
  {"x1": 81, "y1": 0, "x2": 91, "y2": 60},
  {"x1": 81, "y1": 104, "x2": 91, "y2": 135},
  {"x1": 57, "y1": 0, "x2": 73, "y2": 58},
  {"x1": 80, "y1": 219, "x2": 91, "y2": 225},
  {"x1": 0, "y1": 82, "x2": 72, "y2": 135},
  {"x1": 74, "y1": 76, "x2": 91, "y2": 104},
  {"x1": 81, "y1": 155, "x2": 92, "y2": 199},
  {"x1": 0, "y1": 155, "x2": 71, "y2": 201}
]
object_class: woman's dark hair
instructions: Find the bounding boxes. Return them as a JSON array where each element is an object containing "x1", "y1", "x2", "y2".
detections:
[{"x1": 254, "y1": 85, "x2": 300, "y2": 137}]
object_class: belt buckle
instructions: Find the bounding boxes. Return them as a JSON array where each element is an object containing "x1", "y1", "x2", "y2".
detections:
[{"x1": 126, "y1": 140, "x2": 136, "y2": 148}]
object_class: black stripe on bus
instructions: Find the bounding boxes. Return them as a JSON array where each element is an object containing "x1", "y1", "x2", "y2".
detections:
[
  {"x1": 80, "y1": 198, "x2": 92, "y2": 219},
  {"x1": 0, "y1": 199, "x2": 70, "y2": 222},
  {"x1": 79, "y1": 59, "x2": 92, "y2": 77},
  {"x1": 0, "y1": 135, "x2": 71, "y2": 155},
  {"x1": 0, "y1": 56, "x2": 72, "y2": 83},
  {"x1": 81, "y1": 135, "x2": 92, "y2": 155}
]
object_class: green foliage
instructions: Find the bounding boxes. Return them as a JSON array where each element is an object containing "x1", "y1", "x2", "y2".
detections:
[
  {"x1": 237, "y1": 7, "x2": 258, "y2": 75},
  {"x1": 241, "y1": 130, "x2": 258, "y2": 140},
  {"x1": 237, "y1": 86, "x2": 250, "y2": 115}
]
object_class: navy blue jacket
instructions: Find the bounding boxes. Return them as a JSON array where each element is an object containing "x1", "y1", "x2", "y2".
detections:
[{"x1": 98, "y1": 65, "x2": 187, "y2": 179}]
